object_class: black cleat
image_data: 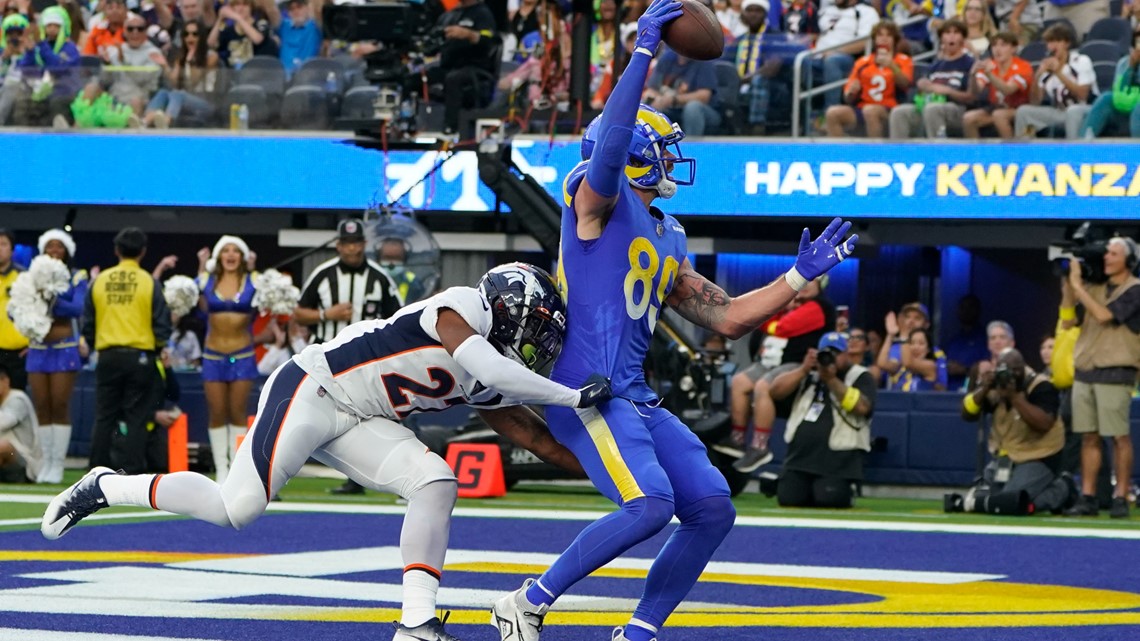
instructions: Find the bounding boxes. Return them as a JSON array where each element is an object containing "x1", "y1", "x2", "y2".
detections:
[{"x1": 41, "y1": 466, "x2": 118, "y2": 540}]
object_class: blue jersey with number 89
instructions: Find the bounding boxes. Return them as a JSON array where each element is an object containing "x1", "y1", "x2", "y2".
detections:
[{"x1": 552, "y1": 161, "x2": 688, "y2": 402}]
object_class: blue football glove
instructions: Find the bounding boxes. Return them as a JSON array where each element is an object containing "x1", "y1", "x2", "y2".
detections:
[
  {"x1": 635, "y1": 0, "x2": 684, "y2": 53},
  {"x1": 577, "y1": 373, "x2": 613, "y2": 409},
  {"x1": 787, "y1": 217, "x2": 858, "y2": 290}
]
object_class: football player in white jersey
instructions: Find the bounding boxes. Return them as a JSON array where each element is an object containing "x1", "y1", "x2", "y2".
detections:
[{"x1": 41, "y1": 263, "x2": 612, "y2": 641}]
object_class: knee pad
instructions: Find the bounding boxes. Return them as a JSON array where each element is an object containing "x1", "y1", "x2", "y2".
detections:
[
  {"x1": 224, "y1": 490, "x2": 267, "y2": 531},
  {"x1": 402, "y1": 448, "x2": 457, "y2": 498}
]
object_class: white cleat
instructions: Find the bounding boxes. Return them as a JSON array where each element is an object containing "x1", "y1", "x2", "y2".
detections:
[
  {"x1": 490, "y1": 578, "x2": 549, "y2": 641},
  {"x1": 40, "y1": 466, "x2": 117, "y2": 540}
]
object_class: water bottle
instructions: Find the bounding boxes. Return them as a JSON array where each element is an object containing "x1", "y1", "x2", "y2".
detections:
[{"x1": 325, "y1": 71, "x2": 337, "y2": 95}]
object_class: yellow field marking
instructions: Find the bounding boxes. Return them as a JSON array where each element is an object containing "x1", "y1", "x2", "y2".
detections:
[
  {"x1": 0, "y1": 551, "x2": 255, "y2": 564},
  {"x1": 292, "y1": 561, "x2": 1140, "y2": 629}
]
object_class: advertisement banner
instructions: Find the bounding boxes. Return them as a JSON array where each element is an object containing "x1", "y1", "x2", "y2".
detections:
[{"x1": 8, "y1": 132, "x2": 1139, "y2": 218}]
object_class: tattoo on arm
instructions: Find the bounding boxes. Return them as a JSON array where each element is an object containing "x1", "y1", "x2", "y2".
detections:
[{"x1": 672, "y1": 272, "x2": 730, "y2": 330}]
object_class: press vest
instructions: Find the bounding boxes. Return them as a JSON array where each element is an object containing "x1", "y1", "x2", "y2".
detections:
[
  {"x1": 988, "y1": 373, "x2": 1064, "y2": 464},
  {"x1": 785, "y1": 364, "x2": 872, "y2": 452},
  {"x1": 1073, "y1": 277, "x2": 1140, "y2": 372}
]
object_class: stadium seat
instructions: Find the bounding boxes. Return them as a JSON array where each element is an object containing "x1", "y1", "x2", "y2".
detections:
[
  {"x1": 224, "y1": 84, "x2": 273, "y2": 128},
  {"x1": 292, "y1": 57, "x2": 347, "y2": 94},
  {"x1": 281, "y1": 85, "x2": 332, "y2": 130},
  {"x1": 1093, "y1": 60, "x2": 1119, "y2": 94},
  {"x1": 236, "y1": 56, "x2": 287, "y2": 99},
  {"x1": 712, "y1": 60, "x2": 740, "y2": 134},
  {"x1": 1081, "y1": 40, "x2": 1127, "y2": 64},
  {"x1": 342, "y1": 85, "x2": 379, "y2": 119},
  {"x1": 1084, "y1": 17, "x2": 1132, "y2": 49},
  {"x1": 333, "y1": 54, "x2": 368, "y2": 88},
  {"x1": 1019, "y1": 40, "x2": 1049, "y2": 65},
  {"x1": 1109, "y1": 0, "x2": 1123, "y2": 15}
]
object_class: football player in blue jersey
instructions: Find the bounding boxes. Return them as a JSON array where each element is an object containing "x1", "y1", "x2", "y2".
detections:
[{"x1": 489, "y1": 1, "x2": 858, "y2": 640}]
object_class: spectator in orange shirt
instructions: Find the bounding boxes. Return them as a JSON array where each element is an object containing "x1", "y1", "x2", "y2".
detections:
[
  {"x1": 962, "y1": 31, "x2": 1032, "y2": 138},
  {"x1": 825, "y1": 20, "x2": 912, "y2": 138},
  {"x1": 83, "y1": 0, "x2": 129, "y2": 61}
]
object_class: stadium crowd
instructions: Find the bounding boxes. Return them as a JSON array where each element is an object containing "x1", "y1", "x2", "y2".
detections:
[{"x1": 0, "y1": 0, "x2": 1137, "y2": 136}]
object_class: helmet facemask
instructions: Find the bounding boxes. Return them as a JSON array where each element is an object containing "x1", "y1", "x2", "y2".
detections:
[
  {"x1": 492, "y1": 294, "x2": 566, "y2": 372},
  {"x1": 627, "y1": 123, "x2": 694, "y2": 199}
]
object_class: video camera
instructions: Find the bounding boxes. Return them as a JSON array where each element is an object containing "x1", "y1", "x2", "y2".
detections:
[{"x1": 1048, "y1": 221, "x2": 1116, "y2": 284}]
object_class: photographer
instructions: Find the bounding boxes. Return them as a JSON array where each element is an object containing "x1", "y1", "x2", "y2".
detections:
[
  {"x1": 1062, "y1": 236, "x2": 1140, "y2": 519},
  {"x1": 426, "y1": 0, "x2": 498, "y2": 135},
  {"x1": 955, "y1": 347, "x2": 1074, "y2": 515},
  {"x1": 769, "y1": 332, "x2": 876, "y2": 509}
]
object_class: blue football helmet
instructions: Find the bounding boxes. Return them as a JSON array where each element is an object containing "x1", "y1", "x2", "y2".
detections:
[
  {"x1": 515, "y1": 30, "x2": 543, "y2": 64},
  {"x1": 477, "y1": 263, "x2": 567, "y2": 372},
  {"x1": 580, "y1": 104, "x2": 695, "y2": 199}
]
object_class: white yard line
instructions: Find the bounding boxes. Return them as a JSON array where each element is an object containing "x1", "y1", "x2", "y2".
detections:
[{"x1": 0, "y1": 629, "x2": 221, "y2": 641}]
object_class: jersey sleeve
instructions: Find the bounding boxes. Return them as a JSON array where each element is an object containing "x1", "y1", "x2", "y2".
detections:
[
  {"x1": 420, "y1": 287, "x2": 493, "y2": 342},
  {"x1": 1072, "y1": 55, "x2": 1096, "y2": 88}
]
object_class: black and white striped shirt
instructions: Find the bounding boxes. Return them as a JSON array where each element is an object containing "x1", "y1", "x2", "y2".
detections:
[{"x1": 298, "y1": 257, "x2": 404, "y2": 343}]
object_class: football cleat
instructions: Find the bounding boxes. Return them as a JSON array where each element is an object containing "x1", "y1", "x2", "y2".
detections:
[
  {"x1": 41, "y1": 466, "x2": 117, "y2": 540},
  {"x1": 491, "y1": 578, "x2": 549, "y2": 641},
  {"x1": 393, "y1": 613, "x2": 462, "y2": 641}
]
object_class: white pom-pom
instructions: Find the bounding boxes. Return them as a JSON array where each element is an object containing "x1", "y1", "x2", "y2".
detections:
[
  {"x1": 252, "y1": 269, "x2": 301, "y2": 315},
  {"x1": 9, "y1": 273, "x2": 53, "y2": 342},
  {"x1": 28, "y1": 255, "x2": 71, "y2": 298},
  {"x1": 163, "y1": 275, "x2": 200, "y2": 318}
]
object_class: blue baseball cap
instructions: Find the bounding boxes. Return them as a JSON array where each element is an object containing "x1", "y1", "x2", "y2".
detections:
[
  {"x1": 900, "y1": 302, "x2": 929, "y2": 319},
  {"x1": 818, "y1": 331, "x2": 848, "y2": 353}
]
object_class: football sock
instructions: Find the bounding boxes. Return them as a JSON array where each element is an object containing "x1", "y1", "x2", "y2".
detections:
[
  {"x1": 533, "y1": 496, "x2": 674, "y2": 606},
  {"x1": 52, "y1": 423, "x2": 72, "y2": 478},
  {"x1": 632, "y1": 495, "x2": 735, "y2": 630},
  {"x1": 623, "y1": 619, "x2": 658, "y2": 641},
  {"x1": 401, "y1": 569, "x2": 440, "y2": 628},
  {"x1": 208, "y1": 427, "x2": 230, "y2": 484},
  {"x1": 34, "y1": 425, "x2": 54, "y2": 483},
  {"x1": 100, "y1": 471, "x2": 234, "y2": 527},
  {"x1": 399, "y1": 479, "x2": 455, "y2": 625}
]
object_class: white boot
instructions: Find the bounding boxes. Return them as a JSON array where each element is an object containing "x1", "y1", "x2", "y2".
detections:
[
  {"x1": 45, "y1": 424, "x2": 72, "y2": 484},
  {"x1": 34, "y1": 425, "x2": 55, "y2": 484},
  {"x1": 208, "y1": 427, "x2": 230, "y2": 484}
]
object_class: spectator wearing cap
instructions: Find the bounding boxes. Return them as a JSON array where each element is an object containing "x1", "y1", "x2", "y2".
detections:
[
  {"x1": 0, "y1": 15, "x2": 30, "y2": 125},
  {"x1": 83, "y1": 227, "x2": 172, "y2": 475},
  {"x1": 295, "y1": 218, "x2": 403, "y2": 494},
  {"x1": 263, "y1": 0, "x2": 323, "y2": 76},
  {"x1": 877, "y1": 302, "x2": 931, "y2": 388},
  {"x1": 0, "y1": 228, "x2": 27, "y2": 393},
  {"x1": 83, "y1": 0, "x2": 129, "y2": 62},
  {"x1": 767, "y1": 331, "x2": 877, "y2": 508},
  {"x1": 10, "y1": 7, "x2": 81, "y2": 128}
]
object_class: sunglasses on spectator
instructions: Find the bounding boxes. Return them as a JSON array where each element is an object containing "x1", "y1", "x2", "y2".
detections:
[
  {"x1": 849, "y1": 333, "x2": 867, "y2": 340},
  {"x1": 126, "y1": 25, "x2": 147, "y2": 32}
]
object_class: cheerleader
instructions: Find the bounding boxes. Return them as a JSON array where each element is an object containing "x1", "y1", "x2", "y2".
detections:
[
  {"x1": 29, "y1": 229, "x2": 88, "y2": 484},
  {"x1": 197, "y1": 235, "x2": 259, "y2": 483}
]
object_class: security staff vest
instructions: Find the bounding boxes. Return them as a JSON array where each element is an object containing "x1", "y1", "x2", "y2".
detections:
[
  {"x1": 1074, "y1": 276, "x2": 1140, "y2": 372},
  {"x1": 91, "y1": 258, "x2": 157, "y2": 351}
]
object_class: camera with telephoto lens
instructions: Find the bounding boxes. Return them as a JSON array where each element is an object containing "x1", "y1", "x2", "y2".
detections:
[
  {"x1": 993, "y1": 362, "x2": 1018, "y2": 388},
  {"x1": 816, "y1": 349, "x2": 837, "y2": 368}
]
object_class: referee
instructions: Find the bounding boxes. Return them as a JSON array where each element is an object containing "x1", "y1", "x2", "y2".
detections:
[
  {"x1": 294, "y1": 218, "x2": 403, "y2": 495},
  {"x1": 295, "y1": 218, "x2": 403, "y2": 343},
  {"x1": 83, "y1": 228, "x2": 171, "y2": 475}
]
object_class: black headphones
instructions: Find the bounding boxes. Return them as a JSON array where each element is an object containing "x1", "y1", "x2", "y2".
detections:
[{"x1": 1113, "y1": 236, "x2": 1140, "y2": 272}]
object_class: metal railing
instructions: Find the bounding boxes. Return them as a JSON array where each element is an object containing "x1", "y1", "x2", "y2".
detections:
[{"x1": 791, "y1": 15, "x2": 935, "y2": 138}]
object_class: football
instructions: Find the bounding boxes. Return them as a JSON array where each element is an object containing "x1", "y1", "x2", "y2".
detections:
[{"x1": 662, "y1": 0, "x2": 725, "y2": 61}]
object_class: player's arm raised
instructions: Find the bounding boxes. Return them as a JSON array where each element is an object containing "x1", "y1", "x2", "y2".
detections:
[
  {"x1": 477, "y1": 407, "x2": 586, "y2": 476},
  {"x1": 572, "y1": 0, "x2": 684, "y2": 238},
  {"x1": 436, "y1": 309, "x2": 611, "y2": 408},
  {"x1": 666, "y1": 217, "x2": 859, "y2": 339}
]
